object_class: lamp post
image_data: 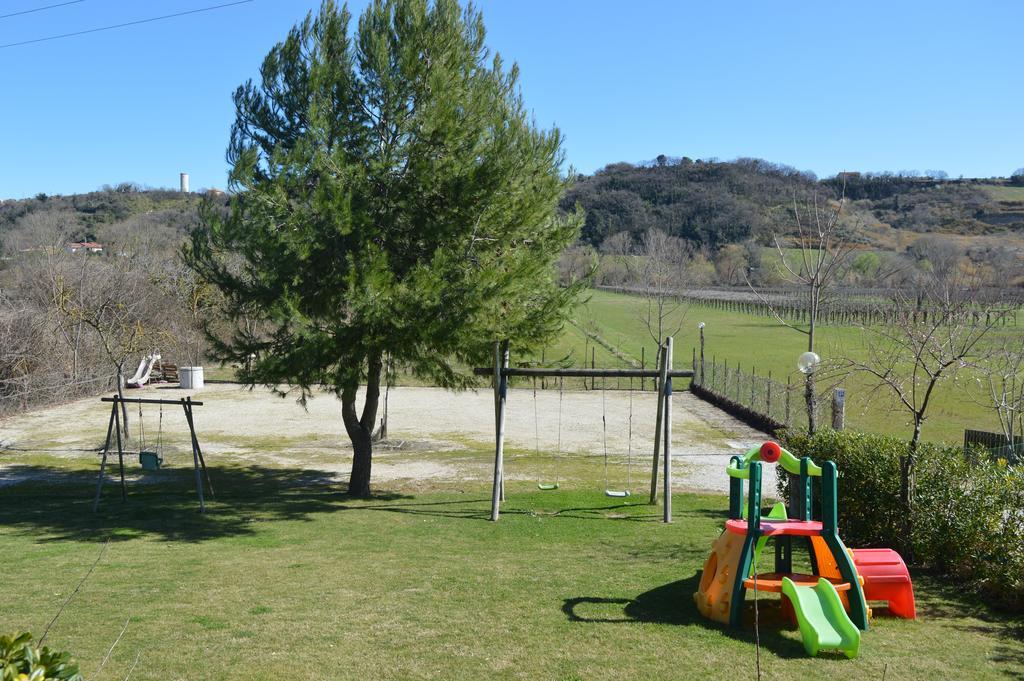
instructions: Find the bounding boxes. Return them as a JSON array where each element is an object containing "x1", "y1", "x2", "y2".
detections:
[{"x1": 798, "y1": 351, "x2": 820, "y2": 434}]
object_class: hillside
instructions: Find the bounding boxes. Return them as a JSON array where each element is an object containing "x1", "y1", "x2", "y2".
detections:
[
  {"x1": 0, "y1": 186, "x2": 207, "y2": 260},
  {"x1": 4, "y1": 162, "x2": 1022, "y2": 262},
  {"x1": 562, "y1": 157, "x2": 1024, "y2": 253}
]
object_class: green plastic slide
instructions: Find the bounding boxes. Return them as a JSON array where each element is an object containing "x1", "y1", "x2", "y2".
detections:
[{"x1": 781, "y1": 577, "x2": 861, "y2": 659}]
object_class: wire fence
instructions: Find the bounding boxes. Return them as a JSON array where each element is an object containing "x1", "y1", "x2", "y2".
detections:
[
  {"x1": 0, "y1": 372, "x2": 114, "y2": 418},
  {"x1": 692, "y1": 355, "x2": 830, "y2": 431},
  {"x1": 964, "y1": 429, "x2": 1024, "y2": 465}
]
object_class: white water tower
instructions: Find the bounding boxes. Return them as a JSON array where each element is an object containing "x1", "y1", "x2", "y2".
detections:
[{"x1": 180, "y1": 173, "x2": 190, "y2": 193}]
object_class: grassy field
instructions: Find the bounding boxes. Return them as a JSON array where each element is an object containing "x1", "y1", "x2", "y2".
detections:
[
  {"x1": 3, "y1": 462, "x2": 1022, "y2": 680},
  {"x1": 529, "y1": 289, "x2": 1016, "y2": 444},
  {"x1": 981, "y1": 184, "x2": 1024, "y2": 202}
]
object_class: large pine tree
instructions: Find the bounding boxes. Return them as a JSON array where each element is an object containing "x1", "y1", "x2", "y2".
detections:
[{"x1": 185, "y1": 0, "x2": 583, "y2": 496}]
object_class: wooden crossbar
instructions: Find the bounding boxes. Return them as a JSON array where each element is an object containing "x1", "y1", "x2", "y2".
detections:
[{"x1": 101, "y1": 397, "x2": 204, "y2": 406}]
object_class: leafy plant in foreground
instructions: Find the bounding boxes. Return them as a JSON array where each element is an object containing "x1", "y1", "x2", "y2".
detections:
[{"x1": 0, "y1": 632, "x2": 83, "y2": 681}]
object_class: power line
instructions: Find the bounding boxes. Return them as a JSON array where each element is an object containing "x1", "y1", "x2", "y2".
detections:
[
  {"x1": 0, "y1": 0, "x2": 253, "y2": 49},
  {"x1": 0, "y1": 0, "x2": 85, "y2": 21}
]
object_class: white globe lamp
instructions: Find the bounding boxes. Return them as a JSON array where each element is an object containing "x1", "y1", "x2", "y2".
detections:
[{"x1": 797, "y1": 351, "x2": 820, "y2": 374}]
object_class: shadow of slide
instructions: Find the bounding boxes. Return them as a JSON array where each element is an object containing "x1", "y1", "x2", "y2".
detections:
[{"x1": 563, "y1": 571, "x2": 808, "y2": 658}]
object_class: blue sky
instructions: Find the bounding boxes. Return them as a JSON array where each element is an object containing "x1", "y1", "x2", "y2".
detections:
[{"x1": 1, "y1": 0, "x2": 1021, "y2": 199}]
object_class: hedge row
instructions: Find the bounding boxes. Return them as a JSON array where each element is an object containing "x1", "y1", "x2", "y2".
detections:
[{"x1": 777, "y1": 429, "x2": 1024, "y2": 612}]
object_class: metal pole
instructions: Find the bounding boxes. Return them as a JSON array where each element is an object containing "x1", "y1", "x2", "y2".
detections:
[
  {"x1": 184, "y1": 399, "x2": 206, "y2": 513},
  {"x1": 663, "y1": 336, "x2": 674, "y2": 523},
  {"x1": 699, "y1": 325, "x2": 705, "y2": 386},
  {"x1": 649, "y1": 342, "x2": 667, "y2": 504},
  {"x1": 183, "y1": 397, "x2": 214, "y2": 507},
  {"x1": 113, "y1": 397, "x2": 127, "y2": 502},
  {"x1": 92, "y1": 400, "x2": 117, "y2": 511},
  {"x1": 490, "y1": 340, "x2": 509, "y2": 521},
  {"x1": 640, "y1": 346, "x2": 646, "y2": 391}
]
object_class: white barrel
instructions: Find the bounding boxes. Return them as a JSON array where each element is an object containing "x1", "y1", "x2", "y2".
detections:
[{"x1": 180, "y1": 366, "x2": 205, "y2": 390}]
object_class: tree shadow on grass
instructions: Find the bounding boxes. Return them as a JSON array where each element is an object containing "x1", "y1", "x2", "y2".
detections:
[
  {"x1": 355, "y1": 497, "x2": 495, "y2": 521},
  {"x1": 563, "y1": 571, "x2": 810, "y2": 659},
  {"x1": 913, "y1": 575, "x2": 1024, "y2": 671},
  {"x1": 0, "y1": 463, "x2": 409, "y2": 543}
]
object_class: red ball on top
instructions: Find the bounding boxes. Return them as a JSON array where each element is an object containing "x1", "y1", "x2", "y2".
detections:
[{"x1": 760, "y1": 441, "x2": 782, "y2": 463}]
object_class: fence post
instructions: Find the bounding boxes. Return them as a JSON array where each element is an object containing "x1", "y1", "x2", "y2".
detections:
[
  {"x1": 751, "y1": 366, "x2": 756, "y2": 408},
  {"x1": 736, "y1": 364, "x2": 741, "y2": 402},
  {"x1": 831, "y1": 388, "x2": 846, "y2": 431},
  {"x1": 767, "y1": 371, "x2": 773, "y2": 421}
]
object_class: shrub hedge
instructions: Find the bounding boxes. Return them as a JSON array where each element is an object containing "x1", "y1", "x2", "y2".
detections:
[{"x1": 777, "y1": 429, "x2": 1024, "y2": 612}]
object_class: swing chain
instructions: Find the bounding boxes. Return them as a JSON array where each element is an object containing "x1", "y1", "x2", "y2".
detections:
[
  {"x1": 157, "y1": 402, "x2": 164, "y2": 460},
  {"x1": 137, "y1": 401, "x2": 145, "y2": 451}
]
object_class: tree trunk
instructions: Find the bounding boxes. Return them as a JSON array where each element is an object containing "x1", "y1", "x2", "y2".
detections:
[
  {"x1": 804, "y1": 371, "x2": 817, "y2": 434},
  {"x1": 899, "y1": 421, "x2": 921, "y2": 560},
  {"x1": 342, "y1": 354, "x2": 383, "y2": 497},
  {"x1": 372, "y1": 355, "x2": 392, "y2": 442}
]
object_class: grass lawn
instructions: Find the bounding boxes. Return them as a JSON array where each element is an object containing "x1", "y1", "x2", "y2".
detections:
[{"x1": 2, "y1": 460, "x2": 1022, "y2": 680}]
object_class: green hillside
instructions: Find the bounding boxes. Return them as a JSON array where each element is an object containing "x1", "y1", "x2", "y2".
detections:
[{"x1": 563, "y1": 159, "x2": 1024, "y2": 252}]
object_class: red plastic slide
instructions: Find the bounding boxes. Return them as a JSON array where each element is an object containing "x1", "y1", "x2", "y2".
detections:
[{"x1": 851, "y1": 548, "x2": 917, "y2": 619}]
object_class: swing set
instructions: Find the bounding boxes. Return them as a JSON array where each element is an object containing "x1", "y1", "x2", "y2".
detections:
[
  {"x1": 532, "y1": 375, "x2": 634, "y2": 495},
  {"x1": 476, "y1": 336, "x2": 694, "y2": 523},
  {"x1": 92, "y1": 395, "x2": 214, "y2": 513}
]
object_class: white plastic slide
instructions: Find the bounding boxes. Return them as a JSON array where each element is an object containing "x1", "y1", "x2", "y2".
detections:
[
  {"x1": 126, "y1": 353, "x2": 160, "y2": 388},
  {"x1": 126, "y1": 356, "x2": 148, "y2": 384}
]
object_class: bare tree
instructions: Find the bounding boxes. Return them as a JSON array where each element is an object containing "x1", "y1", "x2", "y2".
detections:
[
  {"x1": 629, "y1": 228, "x2": 688, "y2": 344},
  {"x1": 907, "y1": 235, "x2": 965, "y2": 289},
  {"x1": 159, "y1": 261, "x2": 217, "y2": 367},
  {"x1": 844, "y1": 274, "x2": 996, "y2": 544},
  {"x1": 599, "y1": 231, "x2": 632, "y2": 256},
  {"x1": 557, "y1": 243, "x2": 598, "y2": 286},
  {"x1": 714, "y1": 243, "x2": 749, "y2": 286},
  {"x1": 747, "y1": 190, "x2": 855, "y2": 432},
  {"x1": 974, "y1": 335, "x2": 1024, "y2": 448},
  {"x1": 52, "y1": 250, "x2": 161, "y2": 437},
  {"x1": 0, "y1": 292, "x2": 39, "y2": 412}
]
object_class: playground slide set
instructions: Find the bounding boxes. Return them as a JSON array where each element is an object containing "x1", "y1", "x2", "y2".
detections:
[
  {"x1": 694, "y1": 442, "x2": 916, "y2": 659},
  {"x1": 126, "y1": 353, "x2": 160, "y2": 388}
]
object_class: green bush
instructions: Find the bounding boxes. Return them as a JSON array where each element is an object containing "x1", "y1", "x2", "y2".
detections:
[
  {"x1": 0, "y1": 632, "x2": 83, "y2": 681},
  {"x1": 777, "y1": 429, "x2": 1024, "y2": 612}
]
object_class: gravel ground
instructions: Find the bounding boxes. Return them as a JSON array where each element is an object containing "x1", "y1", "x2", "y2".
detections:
[{"x1": 0, "y1": 382, "x2": 768, "y2": 494}]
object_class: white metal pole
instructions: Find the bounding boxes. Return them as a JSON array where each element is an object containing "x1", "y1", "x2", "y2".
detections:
[
  {"x1": 649, "y1": 343, "x2": 666, "y2": 504},
  {"x1": 663, "y1": 336, "x2": 673, "y2": 523}
]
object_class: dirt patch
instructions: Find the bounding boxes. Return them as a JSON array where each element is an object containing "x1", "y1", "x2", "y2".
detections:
[{"x1": 0, "y1": 383, "x2": 768, "y2": 493}]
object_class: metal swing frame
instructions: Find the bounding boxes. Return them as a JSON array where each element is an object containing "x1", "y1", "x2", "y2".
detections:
[
  {"x1": 480, "y1": 336, "x2": 686, "y2": 522},
  {"x1": 93, "y1": 395, "x2": 214, "y2": 513}
]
